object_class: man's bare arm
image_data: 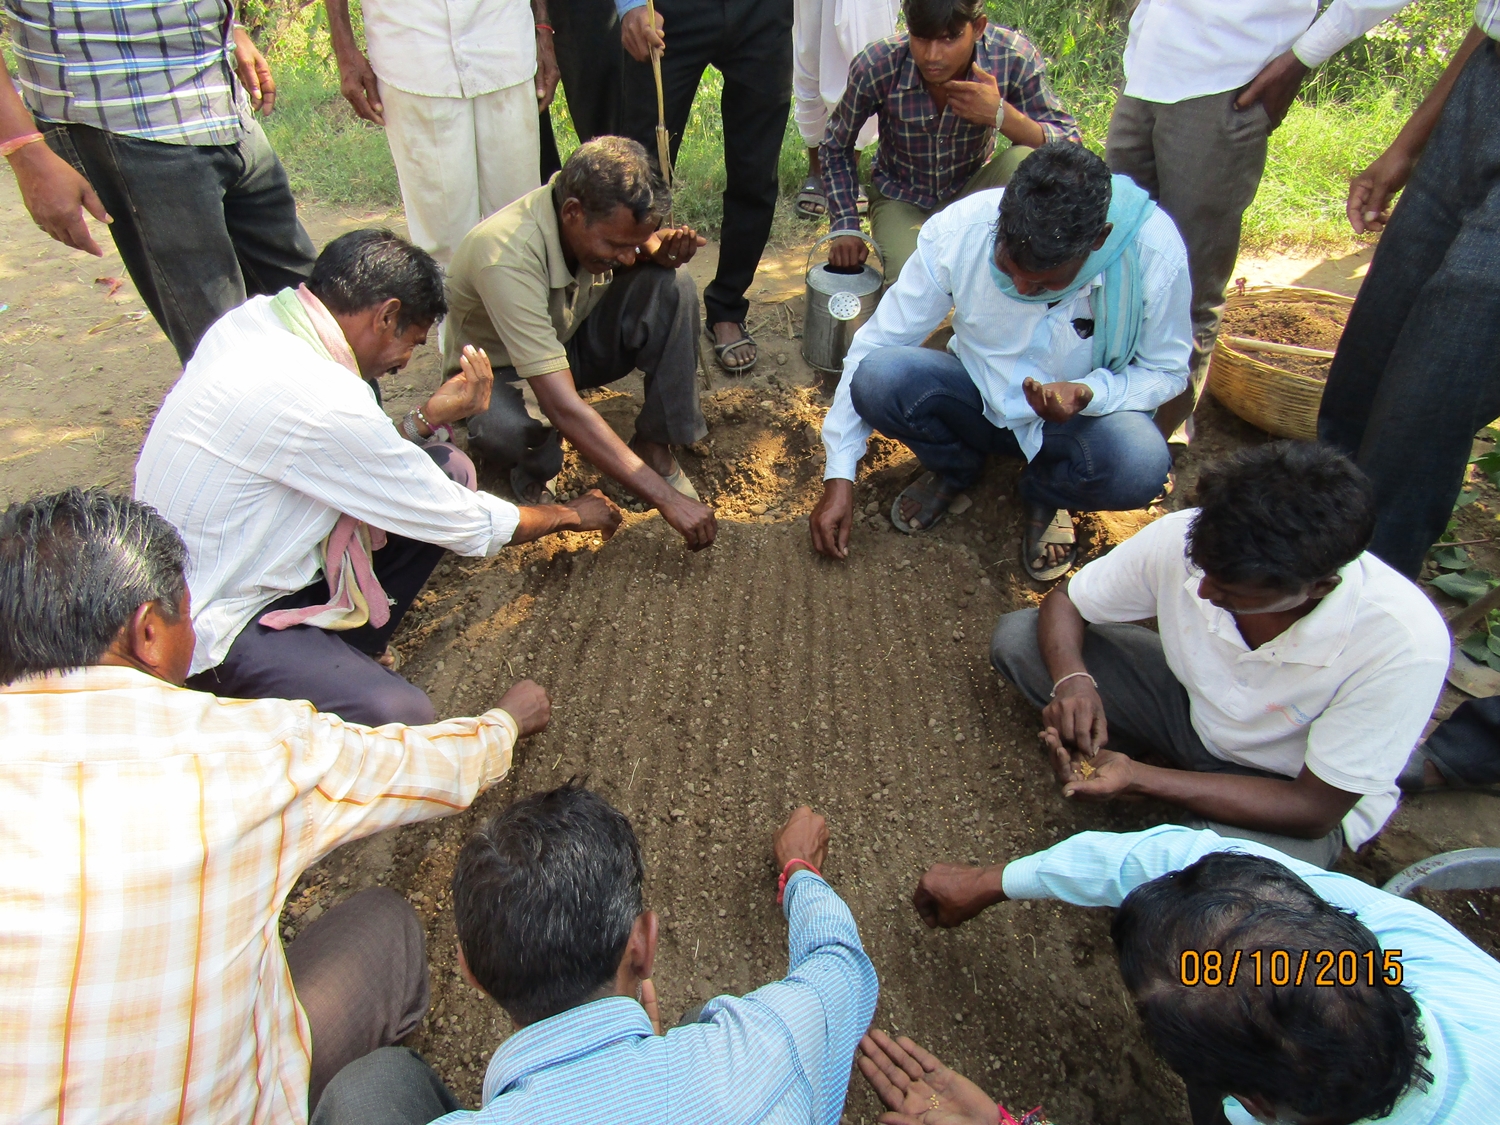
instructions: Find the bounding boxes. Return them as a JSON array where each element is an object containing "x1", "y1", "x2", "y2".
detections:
[
  {"x1": 1036, "y1": 581, "x2": 1109, "y2": 754},
  {"x1": 510, "y1": 489, "x2": 622, "y2": 544},
  {"x1": 324, "y1": 0, "x2": 385, "y2": 125},
  {"x1": 528, "y1": 368, "x2": 717, "y2": 549}
]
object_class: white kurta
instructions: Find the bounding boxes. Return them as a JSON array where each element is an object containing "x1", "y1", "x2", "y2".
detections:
[{"x1": 793, "y1": 0, "x2": 896, "y2": 148}]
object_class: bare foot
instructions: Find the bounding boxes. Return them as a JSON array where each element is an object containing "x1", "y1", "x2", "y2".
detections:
[{"x1": 629, "y1": 436, "x2": 677, "y2": 478}]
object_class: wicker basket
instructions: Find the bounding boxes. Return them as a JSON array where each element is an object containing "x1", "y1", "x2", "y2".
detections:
[{"x1": 1207, "y1": 287, "x2": 1354, "y2": 440}]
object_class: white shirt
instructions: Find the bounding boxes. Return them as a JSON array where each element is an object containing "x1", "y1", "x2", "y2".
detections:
[
  {"x1": 1065, "y1": 510, "x2": 1450, "y2": 847},
  {"x1": 1122, "y1": 0, "x2": 1412, "y2": 104},
  {"x1": 821, "y1": 189, "x2": 1192, "y2": 482},
  {"x1": 362, "y1": 0, "x2": 536, "y2": 99},
  {"x1": 135, "y1": 296, "x2": 521, "y2": 676},
  {"x1": 1002, "y1": 825, "x2": 1500, "y2": 1125}
]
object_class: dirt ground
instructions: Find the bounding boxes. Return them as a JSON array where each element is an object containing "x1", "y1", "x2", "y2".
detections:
[{"x1": 5, "y1": 169, "x2": 1500, "y2": 1124}]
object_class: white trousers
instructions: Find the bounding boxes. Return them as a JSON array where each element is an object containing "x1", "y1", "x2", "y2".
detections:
[
  {"x1": 792, "y1": 0, "x2": 896, "y2": 149},
  {"x1": 378, "y1": 81, "x2": 541, "y2": 267}
]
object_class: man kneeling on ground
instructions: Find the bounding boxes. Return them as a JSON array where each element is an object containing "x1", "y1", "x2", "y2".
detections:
[
  {"x1": 136, "y1": 228, "x2": 621, "y2": 728},
  {"x1": 444, "y1": 136, "x2": 718, "y2": 549},
  {"x1": 313, "y1": 788, "x2": 878, "y2": 1125},
  {"x1": 991, "y1": 441, "x2": 1449, "y2": 868},
  {"x1": 0, "y1": 489, "x2": 550, "y2": 1124},
  {"x1": 863, "y1": 825, "x2": 1499, "y2": 1125},
  {"x1": 812, "y1": 142, "x2": 1190, "y2": 580}
]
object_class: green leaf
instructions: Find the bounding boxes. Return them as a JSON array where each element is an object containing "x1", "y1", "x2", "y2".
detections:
[
  {"x1": 1431, "y1": 571, "x2": 1491, "y2": 603},
  {"x1": 1061, "y1": 28, "x2": 1076, "y2": 55},
  {"x1": 1461, "y1": 634, "x2": 1491, "y2": 663},
  {"x1": 1455, "y1": 490, "x2": 1481, "y2": 508},
  {"x1": 1432, "y1": 545, "x2": 1471, "y2": 570},
  {"x1": 1482, "y1": 427, "x2": 1500, "y2": 443},
  {"x1": 1471, "y1": 450, "x2": 1500, "y2": 472}
]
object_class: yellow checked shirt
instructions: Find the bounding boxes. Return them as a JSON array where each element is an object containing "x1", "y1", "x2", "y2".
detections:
[
  {"x1": 441, "y1": 178, "x2": 615, "y2": 380},
  {"x1": 0, "y1": 666, "x2": 517, "y2": 1124}
]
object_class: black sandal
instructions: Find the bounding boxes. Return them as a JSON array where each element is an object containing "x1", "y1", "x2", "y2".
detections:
[
  {"x1": 890, "y1": 471, "x2": 957, "y2": 533},
  {"x1": 707, "y1": 322, "x2": 757, "y2": 375}
]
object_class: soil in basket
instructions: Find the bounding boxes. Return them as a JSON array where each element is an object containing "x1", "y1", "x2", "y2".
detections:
[{"x1": 1221, "y1": 302, "x2": 1348, "y2": 381}]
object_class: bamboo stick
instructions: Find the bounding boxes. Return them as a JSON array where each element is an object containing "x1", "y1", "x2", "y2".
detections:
[
  {"x1": 646, "y1": 0, "x2": 674, "y2": 221},
  {"x1": 1222, "y1": 336, "x2": 1336, "y2": 360}
]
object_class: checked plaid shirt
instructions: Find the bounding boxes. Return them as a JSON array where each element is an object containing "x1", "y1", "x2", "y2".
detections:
[
  {"x1": 0, "y1": 666, "x2": 517, "y2": 1124},
  {"x1": 820, "y1": 28, "x2": 1079, "y2": 235},
  {"x1": 4, "y1": 0, "x2": 247, "y2": 145}
]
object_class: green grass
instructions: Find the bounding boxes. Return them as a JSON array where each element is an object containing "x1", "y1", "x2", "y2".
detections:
[{"x1": 254, "y1": 0, "x2": 1476, "y2": 253}]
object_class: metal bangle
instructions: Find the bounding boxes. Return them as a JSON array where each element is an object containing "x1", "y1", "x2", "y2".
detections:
[
  {"x1": 1049, "y1": 670, "x2": 1098, "y2": 699},
  {"x1": 399, "y1": 409, "x2": 423, "y2": 442}
]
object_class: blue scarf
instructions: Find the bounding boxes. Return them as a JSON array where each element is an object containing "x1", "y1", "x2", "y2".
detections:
[{"x1": 990, "y1": 174, "x2": 1156, "y2": 376}]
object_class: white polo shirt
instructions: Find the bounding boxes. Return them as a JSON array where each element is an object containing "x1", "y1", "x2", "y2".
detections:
[{"x1": 1066, "y1": 509, "x2": 1450, "y2": 848}]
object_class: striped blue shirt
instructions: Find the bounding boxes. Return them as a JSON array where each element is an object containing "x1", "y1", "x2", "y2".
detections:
[
  {"x1": 432, "y1": 870, "x2": 878, "y2": 1125},
  {"x1": 6, "y1": 1, "x2": 247, "y2": 145},
  {"x1": 1003, "y1": 826, "x2": 1500, "y2": 1125}
]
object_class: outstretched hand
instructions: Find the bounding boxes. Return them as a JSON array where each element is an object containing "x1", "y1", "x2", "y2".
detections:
[
  {"x1": 1023, "y1": 377, "x2": 1092, "y2": 423},
  {"x1": 423, "y1": 345, "x2": 494, "y2": 426},
  {"x1": 1042, "y1": 729, "x2": 1134, "y2": 800},
  {"x1": 497, "y1": 679, "x2": 551, "y2": 736},
  {"x1": 857, "y1": 1030, "x2": 998, "y2": 1125}
]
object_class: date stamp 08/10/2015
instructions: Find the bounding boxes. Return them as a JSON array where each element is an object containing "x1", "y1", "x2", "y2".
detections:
[{"x1": 1178, "y1": 948, "x2": 1405, "y2": 988}]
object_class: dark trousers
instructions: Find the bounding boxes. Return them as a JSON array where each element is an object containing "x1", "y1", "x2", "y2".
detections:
[
  {"x1": 540, "y1": 0, "x2": 625, "y2": 178},
  {"x1": 990, "y1": 608, "x2": 1345, "y2": 868},
  {"x1": 287, "y1": 888, "x2": 433, "y2": 1113},
  {"x1": 620, "y1": 0, "x2": 793, "y2": 326},
  {"x1": 466, "y1": 264, "x2": 707, "y2": 477},
  {"x1": 42, "y1": 118, "x2": 316, "y2": 363},
  {"x1": 1318, "y1": 41, "x2": 1500, "y2": 578},
  {"x1": 312, "y1": 1047, "x2": 459, "y2": 1125},
  {"x1": 186, "y1": 445, "x2": 475, "y2": 727},
  {"x1": 849, "y1": 346, "x2": 1172, "y2": 511}
]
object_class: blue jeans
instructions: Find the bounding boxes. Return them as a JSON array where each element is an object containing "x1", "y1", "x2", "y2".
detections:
[
  {"x1": 848, "y1": 346, "x2": 1171, "y2": 511},
  {"x1": 1318, "y1": 40, "x2": 1500, "y2": 577}
]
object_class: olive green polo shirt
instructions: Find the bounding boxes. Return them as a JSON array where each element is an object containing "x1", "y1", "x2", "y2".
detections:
[{"x1": 442, "y1": 178, "x2": 614, "y2": 378}]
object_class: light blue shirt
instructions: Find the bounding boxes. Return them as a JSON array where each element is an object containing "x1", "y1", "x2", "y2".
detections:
[
  {"x1": 1002, "y1": 826, "x2": 1500, "y2": 1125},
  {"x1": 820, "y1": 188, "x2": 1192, "y2": 481},
  {"x1": 431, "y1": 870, "x2": 878, "y2": 1125}
]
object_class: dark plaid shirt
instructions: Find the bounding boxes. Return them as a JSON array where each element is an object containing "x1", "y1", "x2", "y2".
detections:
[
  {"x1": 820, "y1": 28, "x2": 1079, "y2": 233},
  {"x1": 6, "y1": 0, "x2": 246, "y2": 145}
]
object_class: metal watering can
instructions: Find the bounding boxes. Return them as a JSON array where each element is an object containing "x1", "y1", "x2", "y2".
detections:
[{"x1": 801, "y1": 231, "x2": 885, "y2": 375}]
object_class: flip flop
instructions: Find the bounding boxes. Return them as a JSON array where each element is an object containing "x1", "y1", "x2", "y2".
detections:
[
  {"x1": 707, "y1": 322, "x2": 757, "y2": 375},
  {"x1": 510, "y1": 465, "x2": 558, "y2": 505},
  {"x1": 889, "y1": 471, "x2": 956, "y2": 534},
  {"x1": 661, "y1": 460, "x2": 700, "y2": 501},
  {"x1": 1022, "y1": 503, "x2": 1076, "y2": 582},
  {"x1": 795, "y1": 175, "x2": 827, "y2": 220}
]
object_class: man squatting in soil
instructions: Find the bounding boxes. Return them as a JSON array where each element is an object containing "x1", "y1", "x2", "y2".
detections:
[
  {"x1": 135, "y1": 228, "x2": 623, "y2": 729},
  {"x1": 442, "y1": 136, "x2": 719, "y2": 550},
  {"x1": 812, "y1": 142, "x2": 1191, "y2": 581},
  {"x1": 818, "y1": 0, "x2": 1080, "y2": 285},
  {"x1": 0, "y1": 489, "x2": 553, "y2": 1123},
  {"x1": 991, "y1": 442, "x2": 1451, "y2": 870},
  {"x1": 310, "y1": 787, "x2": 881, "y2": 1125}
]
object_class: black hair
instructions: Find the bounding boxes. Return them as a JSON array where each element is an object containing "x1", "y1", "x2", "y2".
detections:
[
  {"x1": 556, "y1": 136, "x2": 669, "y2": 226},
  {"x1": 997, "y1": 142, "x2": 1112, "y2": 272},
  {"x1": 451, "y1": 781, "x2": 644, "y2": 1025},
  {"x1": 307, "y1": 228, "x2": 446, "y2": 332},
  {"x1": 1186, "y1": 441, "x2": 1375, "y2": 590},
  {"x1": 0, "y1": 489, "x2": 188, "y2": 685},
  {"x1": 904, "y1": 0, "x2": 985, "y2": 38},
  {"x1": 1113, "y1": 851, "x2": 1430, "y2": 1123}
]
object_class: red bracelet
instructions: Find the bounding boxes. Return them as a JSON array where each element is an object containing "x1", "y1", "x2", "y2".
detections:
[
  {"x1": 776, "y1": 858, "x2": 821, "y2": 905},
  {"x1": 534, "y1": 22, "x2": 554, "y2": 33},
  {"x1": 1, "y1": 131, "x2": 44, "y2": 159}
]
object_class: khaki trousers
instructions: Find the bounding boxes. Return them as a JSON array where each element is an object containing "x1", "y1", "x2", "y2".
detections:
[
  {"x1": 867, "y1": 143, "x2": 1031, "y2": 282},
  {"x1": 379, "y1": 81, "x2": 541, "y2": 267},
  {"x1": 1106, "y1": 90, "x2": 1270, "y2": 443}
]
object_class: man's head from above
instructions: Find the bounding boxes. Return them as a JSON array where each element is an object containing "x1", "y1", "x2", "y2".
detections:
[
  {"x1": 555, "y1": 136, "x2": 670, "y2": 277},
  {"x1": 1186, "y1": 441, "x2": 1375, "y2": 615},
  {"x1": 0, "y1": 489, "x2": 194, "y2": 687},
  {"x1": 905, "y1": 0, "x2": 988, "y2": 85},
  {"x1": 308, "y1": 229, "x2": 446, "y2": 380},
  {"x1": 1113, "y1": 851, "x2": 1430, "y2": 1125},
  {"x1": 995, "y1": 142, "x2": 1113, "y2": 296},
  {"x1": 452, "y1": 781, "x2": 656, "y2": 1027}
]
